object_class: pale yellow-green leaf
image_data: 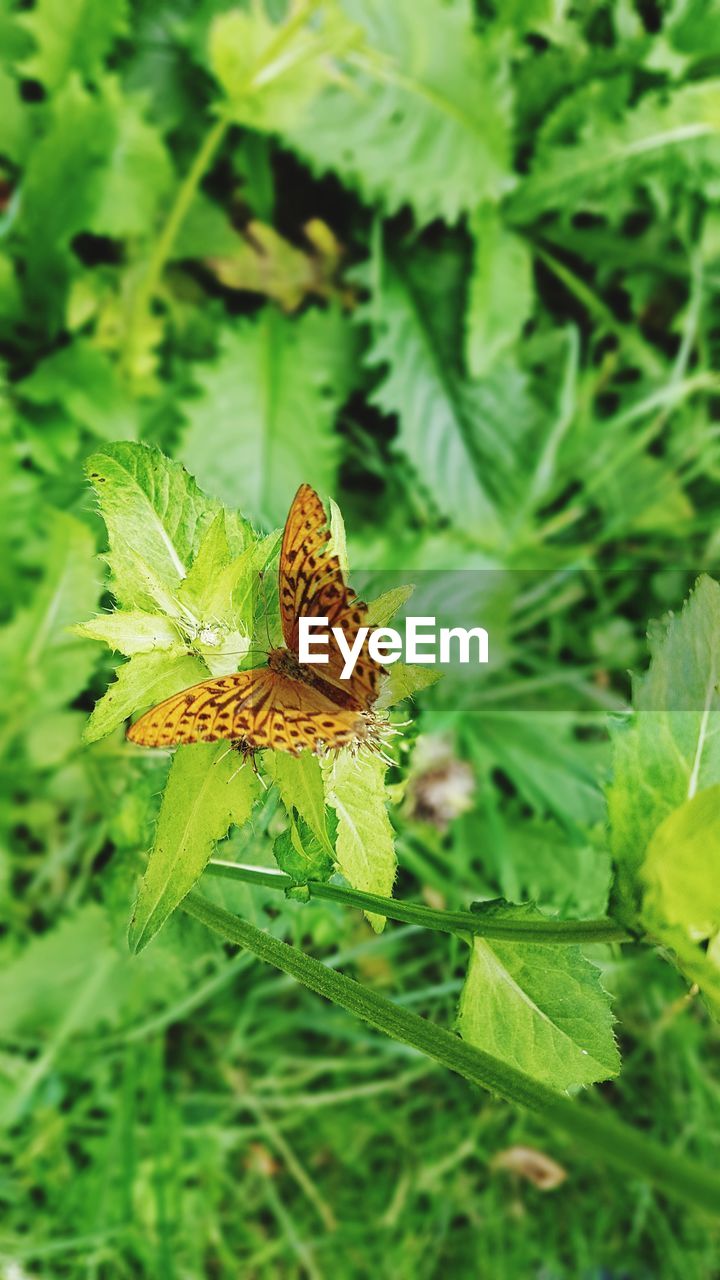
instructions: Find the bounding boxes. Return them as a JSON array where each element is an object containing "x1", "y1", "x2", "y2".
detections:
[
  {"x1": 323, "y1": 752, "x2": 396, "y2": 932},
  {"x1": 328, "y1": 497, "x2": 349, "y2": 578},
  {"x1": 209, "y1": 5, "x2": 359, "y2": 133},
  {"x1": 365, "y1": 584, "x2": 414, "y2": 627},
  {"x1": 376, "y1": 663, "x2": 441, "y2": 710},
  {"x1": 267, "y1": 751, "x2": 333, "y2": 855},
  {"x1": 73, "y1": 610, "x2": 181, "y2": 655},
  {"x1": 129, "y1": 744, "x2": 260, "y2": 952},
  {"x1": 642, "y1": 785, "x2": 720, "y2": 939}
]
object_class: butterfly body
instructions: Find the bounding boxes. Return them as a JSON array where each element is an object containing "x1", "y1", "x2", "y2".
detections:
[
  {"x1": 267, "y1": 645, "x2": 359, "y2": 709},
  {"x1": 127, "y1": 485, "x2": 384, "y2": 757}
]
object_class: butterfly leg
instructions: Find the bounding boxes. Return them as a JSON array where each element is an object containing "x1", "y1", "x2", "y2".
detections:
[{"x1": 227, "y1": 738, "x2": 267, "y2": 789}]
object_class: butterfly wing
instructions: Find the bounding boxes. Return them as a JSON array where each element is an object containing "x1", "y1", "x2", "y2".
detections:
[
  {"x1": 127, "y1": 667, "x2": 363, "y2": 753},
  {"x1": 279, "y1": 484, "x2": 383, "y2": 710}
]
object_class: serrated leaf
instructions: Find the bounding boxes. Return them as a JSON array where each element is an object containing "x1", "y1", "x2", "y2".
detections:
[
  {"x1": 457, "y1": 902, "x2": 620, "y2": 1091},
  {"x1": 360, "y1": 246, "x2": 539, "y2": 533},
  {"x1": 273, "y1": 814, "x2": 335, "y2": 885},
  {"x1": 176, "y1": 511, "x2": 233, "y2": 616},
  {"x1": 267, "y1": 751, "x2": 334, "y2": 855},
  {"x1": 510, "y1": 79, "x2": 720, "y2": 224},
  {"x1": 365, "y1": 584, "x2": 414, "y2": 627},
  {"x1": 87, "y1": 441, "x2": 224, "y2": 610},
  {"x1": 129, "y1": 744, "x2": 260, "y2": 951},
  {"x1": 608, "y1": 575, "x2": 720, "y2": 917},
  {"x1": 376, "y1": 663, "x2": 441, "y2": 710},
  {"x1": 465, "y1": 206, "x2": 533, "y2": 377},
  {"x1": 180, "y1": 306, "x2": 356, "y2": 525},
  {"x1": 322, "y1": 752, "x2": 396, "y2": 931},
  {"x1": 84, "y1": 652, "x2": 207, "y2": 743},
  {"x1": 73, "y1": 610, "x2": 182, "y2": 655},
  {"x1": 286, "y1": 0, "x2": 514, "y2": 224},
  {"x1": 18, "y1": 0, "x2": 128, "y2": 90}
]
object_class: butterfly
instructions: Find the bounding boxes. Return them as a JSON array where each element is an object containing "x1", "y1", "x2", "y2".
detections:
[{"x1": 127, "y1": 484, "x2": 384, "y2": 756}]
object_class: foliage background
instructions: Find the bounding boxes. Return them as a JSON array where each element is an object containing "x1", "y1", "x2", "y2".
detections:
[{"x1": 1, "y1": 0, "x2": 720, "y2": 1276}]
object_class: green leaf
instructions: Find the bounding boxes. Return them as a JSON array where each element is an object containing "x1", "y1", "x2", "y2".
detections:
[
  {"x1": 18, "y1": 0, "x2": 128, "y2": 89},
  {"x1": 457, "y1": 901, "x2": 620, "y2": 1091},
  {"x1": 86, "y1": 441, "x2": 225, "y2": 610},
  {"x1": 87, "y1": 83, "x2": 174, "y2": 238},
  {"x1": 0, "y1": 65, "x2": 31, "y2": 164},
  {"x1": 459, "y1": 812, "x2": 612, "y2": 920},
  {"x1": 360, "y1": 246, "x2": 539, "y2": 533},
  {"x1": 322, "y1": 752, "x2": 396, "y2": 932},
  {"x1": 465, "y1": 206, "x2": 533, "y2": 377},
  {"x1": 176, "y1": 511, "x2": 257, "y2": 620},
  {"x1": 171, "y1": 193, "x2": 245, "y2": 260},
  {"x1": 0, "y1": 906, "x2": 116, "y2": 1038},
  {"x1": 365, "y1": 584, "x2": 414, "y2": 626},
  {"x1": 510, "y1": 79, "x2": 720, "y2": 224},
  {"x1": 286, "y1": 0, "x2": 514, "y2": 223},
  {"x1": 608, "y1": 575, "x2": 720, "y2": 917},
  {"x1": 472, "y1": 711, "x2": 605, "y2": 830},
  {"x1": 0, "y1": 510, "x2": 100, "y2": 718},
  {"x1": 376, "y1": 663, "x2": 441, "y2": 710},
  {"x1": 180, "y1": 307, "x2": 356, "y2": 525},
  {"x1": 73, "y1": 610, "x2": 182, "y2": 655},
  {"x1": 18, "y1": 342, "x2": 139, "y2": 440},
  {"x1": 84, "y1": 652, "x2": 207, "y2": 743},
  {"x1": 328, "y1": 497, "x2": 349, "y2": 578},
  {"x1": 643, "y1": 922, "x2": 720, "y2": 1019},
  {"x1": 20, "y1": 77, "x2": 115, "y2": 325},
  {"x1": 208, "y1": 4, "x2": 360, "y2": 132},
  {"x1": 273, "y1": 814, "x2": 335, "y2": 885},
  {"x1": 176, "y1": 512, "x2": 233, "y2": 614},
  {"x1": 642, "y1": 786, "x2": 720, "y2": 939},
  {"x1": 129, "y1": 743, "x2": 260, "y2": 952},
  {"x1": 267, "y1": 751, "x2": 334, "y2": 855}
]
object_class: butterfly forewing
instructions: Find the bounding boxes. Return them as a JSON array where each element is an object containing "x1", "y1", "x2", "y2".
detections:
[
  {"x1": 127, "y1": 668, "x2": 363, "y2": 753},
  {"x1": 280, "y1": 485, "x2": 384, "y2": 710}
]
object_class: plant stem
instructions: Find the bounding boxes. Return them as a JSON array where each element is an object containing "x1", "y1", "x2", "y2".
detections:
[
  {"x1": 205, "y1": 858, "x2": 634, "y2": 944},
  {"x1": 182, "y1": 891, "x2": 720, "y2": 1218},
  {"x1": 123, "y1": 114, "x2": 229, "y2": 374}
]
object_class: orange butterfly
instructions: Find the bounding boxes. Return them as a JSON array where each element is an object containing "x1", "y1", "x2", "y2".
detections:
[{"x1": 127, "y1": 484, "x2": 384, "y2": 756}]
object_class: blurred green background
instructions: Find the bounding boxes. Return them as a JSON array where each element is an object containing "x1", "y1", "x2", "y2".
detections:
[{"x1": 2, "y1": 1, "x2": 720, "y2": 1276}]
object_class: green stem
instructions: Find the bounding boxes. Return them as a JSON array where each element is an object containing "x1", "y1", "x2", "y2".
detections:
[
  {"x1": 123, "y1": 114, "x2": 229, "y2": 373},
  {"x1": 182, "y1": 892, "x2": 720, "y2": 1218},
  {"x1": 205, "y1": 859, "x2": 633, "y2": 944}
]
